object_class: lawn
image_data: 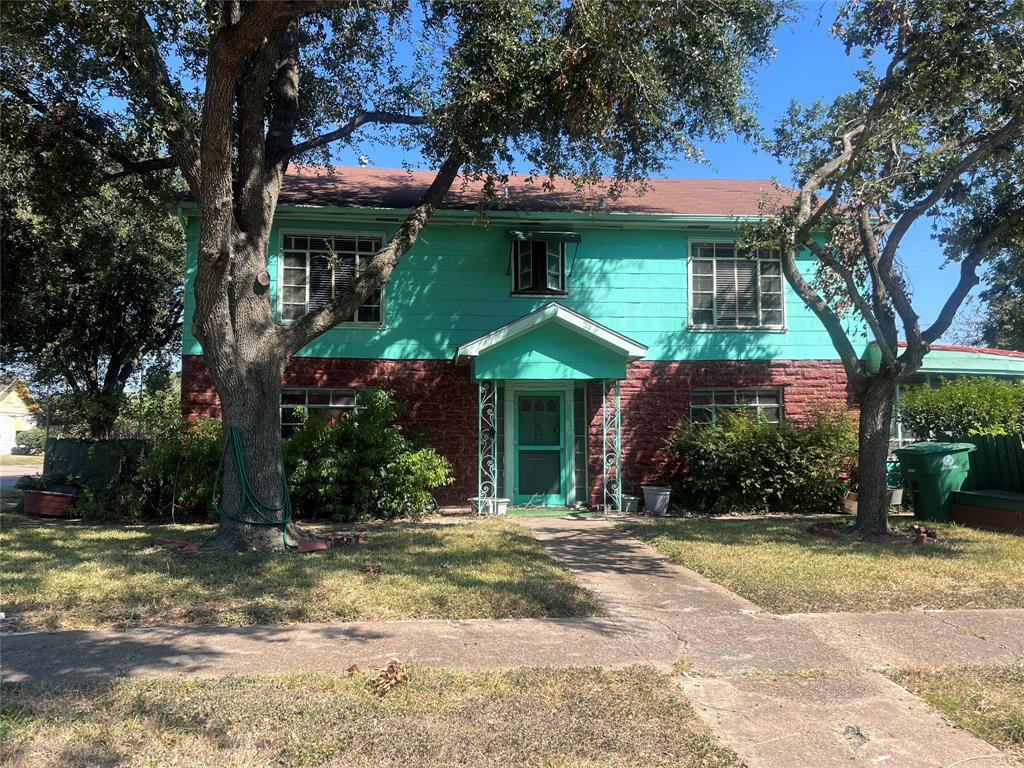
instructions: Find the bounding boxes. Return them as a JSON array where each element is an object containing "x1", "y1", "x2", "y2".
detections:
[
  {"x1": 0, "y1": 667, "x2": 741, "y2": 768},
  {"x1": 0, "y1": 454, "x2": 44, "y2": 466},
  {"x1": 618, "y1": 516, "x2": 1024, "y2": 613},
  {"x1": 0, "y1": 517, "x2": 604, "y2": 630},
  {"x1": 891, "y1": 665, "x2": 1024, "y2": 764}
]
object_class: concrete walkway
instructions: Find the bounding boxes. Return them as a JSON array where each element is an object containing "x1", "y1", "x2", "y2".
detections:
[
  {"x1": 520, "y1": 516, "x2": 1021, "y2": 768},
  {"x1": 3, "y1": 514, "x2": 1022, "y2": 767}
]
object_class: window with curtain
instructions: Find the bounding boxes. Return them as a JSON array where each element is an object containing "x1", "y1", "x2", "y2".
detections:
[
  {"x1": 280, "y1": 233, "x2": 383, "y2": 324},
  {"x1": 690, "y1": 242, "x2": 784, "y2": 329},
  {"x1": 513, "y1": 240, "x2": 566, "y2": 294}
]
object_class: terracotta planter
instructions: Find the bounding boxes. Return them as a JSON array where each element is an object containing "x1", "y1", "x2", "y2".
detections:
[{"x1": 23, "y1": 490, "x2": 78, "y2": 518}]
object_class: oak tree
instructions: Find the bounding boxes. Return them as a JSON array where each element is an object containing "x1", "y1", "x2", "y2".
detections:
[
  {"x1": 2, "y1": 0, "x2": 786, "y2": 549},
  {"x1": 760, "y1": 0, "x2": 1023, "y2": 533}
]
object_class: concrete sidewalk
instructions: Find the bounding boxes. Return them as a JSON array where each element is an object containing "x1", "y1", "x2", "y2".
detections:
[{"x1": 1, "y1": 616, "x2": 683, "y2": 684}]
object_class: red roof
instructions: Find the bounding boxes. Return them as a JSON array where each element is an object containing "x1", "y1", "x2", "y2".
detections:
[
  {"x1": 279, "y1": 165, "x2": 796, "y2": 217},
  {"x1": 894, "y1": 341, "x2": 1024, "y2": 359}
]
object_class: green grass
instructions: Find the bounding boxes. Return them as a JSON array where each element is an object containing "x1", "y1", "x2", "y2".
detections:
[
  {"x1": 618, "y1": 516, "x2": 1024, "y2": 613},
  {"x1": 0, "y1": 454, "x2": 43, "y2": 466},
  {"x1": 0, "y1": 667, "x2": 741, "y2": 768},
  {"x1": 0, "y1": 518, "x2": 604, "y2": 630},
  {"x1": 891, "y1": 665, "x2": 1024, "y2": 764}
]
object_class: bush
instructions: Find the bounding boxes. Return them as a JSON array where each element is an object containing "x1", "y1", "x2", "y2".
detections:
[
  {"x1": 125, "y1": 418, "x2": 222, "y2": 521},
  {"x1": 285, "y1": 390, "x2": 453, "y2": 522},
  {"x1": 13, "y1": 428, "x2": 45, "y2": 455},
  {"x1": 668, "y1": 409, "x2": 857, "y2": 514},
  {"x1": 899, "y1": 377, "x2": 1024, "y2": 438}
]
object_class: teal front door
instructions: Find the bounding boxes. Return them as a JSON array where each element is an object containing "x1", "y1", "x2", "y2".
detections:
[{"x1": 515, "y1": 392, "x2": 566, "y2": 506}]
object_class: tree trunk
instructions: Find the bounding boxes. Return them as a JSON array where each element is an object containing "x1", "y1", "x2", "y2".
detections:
[
  {"x1": 193, "y1": 228, "x2": 296, "y2": 552},
  {"x1": 204, "y1": 357, "x2": 291, "y2": 551},
  {"x1": 855, "y1": 377, "x2": 898, "y2": 535}
]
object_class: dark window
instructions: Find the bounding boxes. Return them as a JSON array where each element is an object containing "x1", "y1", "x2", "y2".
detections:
[
  {"x1": 280, "y1": 233, "x2": 383, "y2": 324},
  {"x1": 513, "y1": 240, "x2": 566, "y2": 294},
  {"x1": 280, "y1": 388, "x2": 361, "y2": 436}
]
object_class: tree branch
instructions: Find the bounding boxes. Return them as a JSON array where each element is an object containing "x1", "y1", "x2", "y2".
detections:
[
  {"x1": 282, "y1": 153, "x2": 464, "y2": 352},
  {"x1": 805, "y1": 234, "x2": 895, "y2": 369},
  {"x1": 778, "y1": 240, "x2": 864, "y2": 386},
  {"x1": 1, "y1": 76, "x2": 177, "y2": 181},
  {"x1": 122, "y1": 11, "x2": 202, "y2": 189},
  {"x1": 922, "y1": 203, "x2": 1024, "y2": 345},
  {"x1": 879, "y1": 111, "x2": 1024, "y2": 271},
  {"x1": 273, "y1": 111, "x2": 427, "y2": 163}
]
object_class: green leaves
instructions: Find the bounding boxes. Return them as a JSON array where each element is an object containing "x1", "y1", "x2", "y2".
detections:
[
  {"x1": 283, "y1": 390, "x2": 453, "y2": 522},
  {"x1": 668, "y1": 410, "x2": 858, "y2": 514},
  {"x1": 900, "y1": 377, "x2": 1024, "y2": 438}
]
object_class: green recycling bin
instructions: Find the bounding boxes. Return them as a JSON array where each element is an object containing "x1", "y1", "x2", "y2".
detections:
[{"x1": 893, "y1": 442, "x2": 976, "y2": 522}]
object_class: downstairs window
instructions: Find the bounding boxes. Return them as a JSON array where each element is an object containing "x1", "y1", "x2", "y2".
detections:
[
  {"x1": 280, "y1": 388, "x2": 361, "y2": 436},
  {"x1": 690, "y1": 388, "x2": 783, "y2": 425}
]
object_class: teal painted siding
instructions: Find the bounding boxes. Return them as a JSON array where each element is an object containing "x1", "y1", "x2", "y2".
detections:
[
  {"x1": 182, "y1": 209, "x2": 864, "y2": 361},
  {"x1": 474, "y1": 322, "x2": 628, "y2": 380}
]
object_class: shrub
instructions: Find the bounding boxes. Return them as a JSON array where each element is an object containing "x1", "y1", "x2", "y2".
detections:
[
  {"x1": 899, "y1": 377, "x2": 1024, "y2": 438},
  {"x1": 12, "y1": 428, "x2": 45, "y2": 455},
  {"x1": 668, "y1": 409, "x2": 857, "y2": 514},
  {"x1": 125, "y1": 418, "x2": 222, "y2": 521},
  {"x1": 285, "y1": 389, "x2": 453, "y2": 522}
]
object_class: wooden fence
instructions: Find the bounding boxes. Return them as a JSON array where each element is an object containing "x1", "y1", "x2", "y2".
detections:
[{"x1": 959, "y1": 435, "x2": 1024, "y2": 493}]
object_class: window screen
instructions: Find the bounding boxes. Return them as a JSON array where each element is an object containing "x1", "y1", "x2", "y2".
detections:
[{"x1": 690, "y1": 388, "x2": 783, "y2": 425}]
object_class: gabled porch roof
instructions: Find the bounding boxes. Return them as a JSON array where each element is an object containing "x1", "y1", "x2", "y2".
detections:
[{"x1": 455, "y1": 303, "x2": 648, "y2": 381}]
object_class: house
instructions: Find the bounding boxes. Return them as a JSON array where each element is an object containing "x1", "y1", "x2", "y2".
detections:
[
  {"x1": 0, "y1": 375, "x2": 39, "y2": 454},
  {"x1": 178, "y1": 166, "x2": 1024, "y2": 509}
]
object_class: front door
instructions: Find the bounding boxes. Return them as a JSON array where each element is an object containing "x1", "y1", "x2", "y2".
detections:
[{"x1": 514, "y1": 392, "x2": 566, "y2": 506}]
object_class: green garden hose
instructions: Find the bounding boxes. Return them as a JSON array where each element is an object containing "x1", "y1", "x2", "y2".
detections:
[{"x1": 212, "y1": 426, "x2": 295, "y2": 548}]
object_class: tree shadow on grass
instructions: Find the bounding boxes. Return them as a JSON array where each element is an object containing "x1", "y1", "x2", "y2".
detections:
[{"x1": 0, "y1": 519, "x2": 602, "y2": 631}]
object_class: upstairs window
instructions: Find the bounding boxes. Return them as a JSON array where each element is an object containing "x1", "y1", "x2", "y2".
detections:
[
  {"x1": 690, "y1": 388, "x2": 783, "y2": 425},
  {"x1": 280, "y1": 233, "x2": 383, "y2": 324},
  {"x1": 280, "y1": 388, "x2": 360, "y2": 437},
  {"x1": 513, "y1": 240, "x2": 566, "y2": 294},
  {"x1": 690, "y1": 242, "x2": 784, "y2": 329}
]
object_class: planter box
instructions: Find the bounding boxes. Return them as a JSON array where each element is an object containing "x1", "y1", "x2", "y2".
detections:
[
  {"x1": 23, "y1": 490, "x2": 78, "y2": 518},
  {"x1": 843, "y1": 488, "x2": 903, "y2": 515},
  {"x1": 468, "y1": 497, "x2": 509, "y2": 516}
]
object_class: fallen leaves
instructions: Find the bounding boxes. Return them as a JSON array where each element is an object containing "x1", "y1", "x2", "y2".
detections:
[{"x1": 372, "y1": 659, "x2": 408, "y2": 698}]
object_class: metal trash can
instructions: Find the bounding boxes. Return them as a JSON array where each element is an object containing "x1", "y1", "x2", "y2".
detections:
[{"x1": 893, "y1": 442, "x2": 975, "y2": 521}]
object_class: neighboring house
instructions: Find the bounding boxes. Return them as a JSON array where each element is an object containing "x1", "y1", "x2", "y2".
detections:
[
  {"x1": 0, "y1": 375, "x2": 39, "y2": 454},
  {"x1": 869, "y1": 342, "x2": 1024, "y2": 449},
  {"x1": 178, "y1": 166, "x2": 1024, "y2": 509}
]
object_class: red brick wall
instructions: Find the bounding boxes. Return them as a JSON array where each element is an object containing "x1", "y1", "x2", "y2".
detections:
[
  {"x1": 182, "y1": 355, "x2": 850, "y2": 508},
  {"x1": 181, "y1": 356, "x2": 478, "y2": 504},
  {"x1": 585, "y1": 359, "x2": 852, "y2": 503}
]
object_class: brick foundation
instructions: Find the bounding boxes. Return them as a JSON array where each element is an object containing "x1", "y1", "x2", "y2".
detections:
[
  {"x1": 585, "y1": 360, "x2": 852, "y2": 503},
  {"x1": 182, "y1": 356, "x2": 478, "y2": 505},
  {"x1": 182, "y1": 356, "x2": 851, "y2": 508}
]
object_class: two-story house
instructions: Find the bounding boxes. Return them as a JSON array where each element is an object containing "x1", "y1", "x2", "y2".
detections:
[{"x1": 179, "y1": 166, "x2": 1024, "y2": 510}]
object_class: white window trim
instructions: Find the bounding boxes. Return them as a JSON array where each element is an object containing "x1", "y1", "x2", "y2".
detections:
[
  {"x1": 280, "y1": 387, "x2": 362, "y2": 434},
  {"x1": 276, "y1": 229, "x2": 388, "y2": 328},
  {"x1": 690, "y1": 387, "x2": 785, "y2": 425},
  {"x1": 686, "y1": 238, "x2": 787, "y2": 331}
]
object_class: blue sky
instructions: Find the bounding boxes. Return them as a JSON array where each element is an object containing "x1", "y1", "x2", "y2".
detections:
[{"x1": 336, "y1": 2, "x2": 971, "y2": 343}]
